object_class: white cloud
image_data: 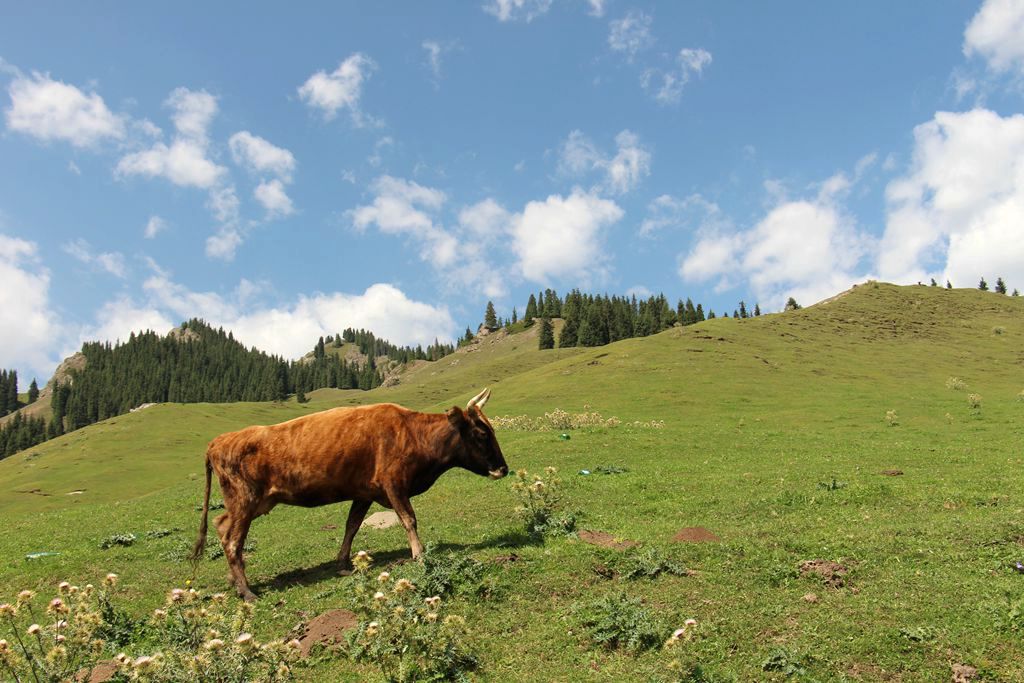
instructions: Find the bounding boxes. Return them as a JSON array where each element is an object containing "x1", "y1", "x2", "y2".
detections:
[
  {"x1": 680, "y1": 168, "x2": 874, "y2": 309},
  {"x1": 298, "y1": 53, "x2": 377, "y2": 126},
  {"x1": 483, "y1": 0, "x2": 553, "y2": 22},
  {"x1": 881, "y1": 108, "x2": 1024, "y2": 289},
  {"x1": 586, "y1": 0, "x2": 606, "y2": 18},
  {"x1": 608, "y1": 10, "x2": 654, "y2": 61},
  {"x1": 963, "y1": 0, "x2": 1024, "y2": 75},
  {"x1": 205, "y1": 228, "x2": 244, "y2": 261},
  {"x1": 626, "y1": 285, "x2": 652, "y2": 299},
  {"x1": 67, "y1": 160, "x2": 81, "y2": 175},
  {"x1": 509, "y1": 188, "x2": 623, "y2": 284},
  {"x1": 422, "y1": 41, "x2": 445, "y2": 81},
  {"x1": 116, "y1": 88, "x2": 226, "y2": 189},
  {"x1": 5, "y1": 71, "x2": 126, "y2": 148},
  {"x1": 350, "y1": 175, "x2": 454, "y2": 267},
  {"x1": 228, "y1": 131, "x2": 296, "y2": 181},
  {"x1": 368, "y1": 136, "x2": 394, "y2": 168},
  {"x1": 644, "y1": 47, "x2": 712, "y2": 104},
  {"x1": 116, "y1": 139, "x2": 225, "y2": 188},
  {"x1": 640, "y1": 193, "x2": 726, "y2": 237},
  {"x1": 144, "y1": 215, "x2": 167, "y2": 239},
  {"x1": 459, "y1": 198, "x2": 511, "y2": 239},
  {"x1": 0, "y1": 234, "x2": 60, "y2": 380},
  {"x1": 61, "y1": 238, "x2": 127, "y2": 278},
  {"x1": 86, "y1": 274, "x2": 457, "y2": 359},
  {"x1": 254, "y1": 179, "x2": 295, "y2": 218},
  {"x1": 557, "y1": 129, "x2": 651, "y2": 194}
]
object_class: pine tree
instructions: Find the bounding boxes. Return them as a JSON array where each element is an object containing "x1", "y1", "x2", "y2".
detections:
[
  {"x1": 753, "y1": 303, "x2": 761, "y2": 317},
  {"x1": 315, "y1": 336, "x2": 326, "y2": 360},
  {"x1": 538, "y1": 317, "x2": 555, "y2": 350},
  {"x1": 1013, "y1": 289, "x2": 1020, "y2": 297},
  {"x1": 930, "y1": 278, "x2": 938, "y2": 287},
  {"x1": 708, "y1": 310, "x2": 716, "y2": 319},
  {"x1": 511, "y1": 307, "x2": 518, "y2": 324},
  {"x1": 484, "y1": 301, "x2": 498, "y2": 329},
  {"x1": 695, "y1": 304, "x2": 705, "y2": 322},
  {"x1": 27, "y1": 379, "x2": 38, "y2": 404},
  {"x1": 995, "y1": 277, "x2": 1007, "y2": 294},
  {"x1": 733, "y1": 310, "x2": 739, "y2": 319},
  {"x1": 784, "y1": 297, "x2": 801, "y2": 311},
  {"x1": 296, "y1": 386, "x2": 308, "y2": 404},
  {"x1": 6, "y1": 370, "x2": 17, "y2": 413},
  {"x1": 946, "y1": 280, "x2": 952, "y2": 289},
  {"x1": 524, "y1": 294, "x2": 538, "y2": 324},
  {"x1": 979, "y1": 277, "x2": 989, "y2": 291},
  {"x1": 739, "y1": 301, "x2": 748, "y2": 319}
]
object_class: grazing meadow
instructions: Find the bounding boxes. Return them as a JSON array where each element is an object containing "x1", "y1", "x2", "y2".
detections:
[{"x1": 1, "y1": 283, "x2": 1023, "y2": 681}]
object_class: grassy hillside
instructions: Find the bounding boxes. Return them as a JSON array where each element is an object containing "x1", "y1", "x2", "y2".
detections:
[{"x1": 1, "y1": 283, "x2": 1023, "y2": 681}]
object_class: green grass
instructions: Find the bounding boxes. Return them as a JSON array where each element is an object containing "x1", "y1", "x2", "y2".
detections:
[{"x1": 2, "y1": 283, "x2": 1024, "y2": 681}]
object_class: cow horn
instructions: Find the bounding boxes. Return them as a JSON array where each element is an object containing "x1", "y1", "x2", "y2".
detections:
[{"x1": 467, "y1": 387, "x2": 490, "y2": 411}]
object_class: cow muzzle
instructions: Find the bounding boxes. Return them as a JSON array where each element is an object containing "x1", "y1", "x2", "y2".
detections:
[{"x1": 488, "y1": 466, "x2": 509, "y2": 480}]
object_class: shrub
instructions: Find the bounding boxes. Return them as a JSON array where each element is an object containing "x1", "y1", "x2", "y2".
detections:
[
  {"x1": 570, "y1": 593, "x2": 664, "y2": 652},
  {"x1": 993, "y1": 326, "x2": 1006, "y2": 335},
  {"x1": 885, "y1": 410, "x2": 898, "y2": 427},
  {"x1": 510, "y1": 467, "x2": 577, "y2": 537},
  {"x1": 616, "y1": 547, "x2": 689, "y2": 581},
  {"x1": 347, "y1": 551, "x2": 478, "y2": 682},
  {"x1": 1018, "y1": 390, "x2": 1024, "y2": 402},
  {"x1": 413, "y1": 549, "x2": 484, "y2": 598},
  {"x1": 946, "y1": 377, "x2": 966, "y2": 391},
  {"x1": 968, "y1": 393, "x2": 983, "y2": 410},
  {"x1": 99, "y1": 533, "x2": 137, "y2": 549}
]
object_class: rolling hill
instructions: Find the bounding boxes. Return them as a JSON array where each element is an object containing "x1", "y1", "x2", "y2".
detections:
[{"x1": 1, "y1": 282, "x2": 1022, "y2": 681}]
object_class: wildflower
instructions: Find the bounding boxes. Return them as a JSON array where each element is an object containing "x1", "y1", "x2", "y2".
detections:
[
  {"x1": 184, "y1": 579, "x2": 192, "y2": 587},
  {"x1": 425, "y1": 612, "x2": 438, "y2": 623},
  {"x1": 366, "y1": 621, "x2": 380, "y2": 637},
  {"x1": 235, "y1": 633, "x2": 254, "y2": 647},
  {"x1": 28, "y1": 624, "x2": 41, "y2": 635},
  {"x1": 0, "y1": 603, "x2": 14, "y2": 617},
  {"x1": 393, "y1": 578, "x2": 415, "y2": 594},
  {"x1": 56, "y1": 620, "x2": 68, "y2": 629},
  {"x1": 153, "y1": 609, "x2": 167, "y2": 619},
  {"x1": 0, "y1": 639, "x2": 8, "y2": 652},
  {"x1": 91, "y1": 639, "x2": 105, "y2": 654},
  {"x1": 115, "y1": 653, "x2": 129, "y2": 664},
  {"x1": 56, "y1": 634, "x2": 66, "y2": 643},
  {"x1": 545, "y1": 466, "x2": 557, "y2": 475},
  {"x1": 424, "y1": 595, "x2": 441, "y2": 608},
  {"x1": 287, "y1": 638, "x2": 302, "y2": 650},
  {"x1": 211, "y1": 593, "x2": 227, "y2": 603},
  {"x1": 393, "y1": 606, "x2": 406, "y2": 616},
  {"x1": 373, "y1": 591, "x2": 386, "y2": 602},
  {"x1": 104, "y1": 573, "x2": 118, "y2": 587},
  {"x1": 47, "y1": 598, "x2": 67, "y2": 614},
  {"x1": 170, "y1": 588, "x2": 185, "y2": 603},
  {"x1": 353, "y1": 550, "x2": 373, "y2": 571},
  {"x1": 17, "y1": 590, "x2": 35, "y2": 605},
  {"x1": 205, "y1": 638, "x2": 225, "y2": 650},
  {"x1": 277, "y1": 663, "x2": 291, "y2": 677},
  {"x1": 531, "y1": 481, "x2": 545, "y2": 491},
  {"x1": 685, "y1": 618, "x2": 697, "y2": 627},
  {"x1": 58, "y1": 581, "x2": 71, "y2": 594},
  {"x1": 45, "y1": 645, "x2": 67, "y2": 663},
  {"x1": 443, "y1": 614, "x2": 465, "y2": 626},
  {"x1": 377, "y1": 571, "x2": 391, "y2": 583},
  {"x1": 68, "y1": 585, "x2": 79, "y2": 595}
]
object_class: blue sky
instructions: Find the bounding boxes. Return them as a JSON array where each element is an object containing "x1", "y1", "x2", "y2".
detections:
[{"x1": 2, "y1": 0, "x2": 1024, "y2": 383}]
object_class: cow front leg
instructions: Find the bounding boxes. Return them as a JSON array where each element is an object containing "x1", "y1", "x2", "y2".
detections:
[
  {"x1": 337, "y1": 499, "x2": 372, "y2": 573},
  {"x1": 387, "y1": 492, "x2": 425, "y2": 560}
]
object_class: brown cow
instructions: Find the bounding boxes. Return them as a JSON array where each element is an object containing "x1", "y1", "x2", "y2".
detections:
[{"x1": 189, "y1": 388, "x2": 507, "y2": 601}]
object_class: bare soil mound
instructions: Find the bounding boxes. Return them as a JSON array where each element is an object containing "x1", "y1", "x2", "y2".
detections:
[
  {"x1": 579, "y1": 529, "x2": 638, "y2": 550},
  {"x1": 672, "y1": 527, "x2": 721, "y2": 543},
  {"x1": 297, "y1": 608, "x2": 358, "y2": 656},
  {"x1": 79, "y1": 659, "x2": 118, "y2": 682},
  {"x1": 881, "y1": 469, "x2": 904, "y2": 476},
  {"x1": 952, "y1": 663, "x2": 977, "y2": 682},
  {"x1": 799, "y1": 559, "x2": 849, "y2": 588}
]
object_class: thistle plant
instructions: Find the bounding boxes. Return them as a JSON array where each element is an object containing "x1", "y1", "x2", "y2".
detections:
[
  {"x1": 885, "y1": 410, "x2": 899, "y2": 427},
  {"x1": 510, "y1": 467, "x2": 577, "y2": 537},
  {"x1": 347, "y1": 551, "x2": 478, "y2": 682},
  {"x1": 967, "y1": 393, "x2": 983, "y2": 410},
  {"x1": 945, "y1": 377, "x2": 966, "y2": 391}
]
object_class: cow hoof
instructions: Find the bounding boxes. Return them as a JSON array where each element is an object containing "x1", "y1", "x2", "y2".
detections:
[
  {"x1": 239, "y1": 590, "x2": 258, "y2": 603},
  {"x1": 337, "y1": 566, "x2": 354, "y2": 576}
]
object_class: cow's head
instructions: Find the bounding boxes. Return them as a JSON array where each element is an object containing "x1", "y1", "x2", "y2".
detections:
[{"x1": 447, "y1": 388, "x2": 508, "y2": 479}]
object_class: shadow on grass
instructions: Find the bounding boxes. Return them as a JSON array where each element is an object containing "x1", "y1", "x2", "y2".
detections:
[{"x1": 253, "y1": 528, "x2": 542, "y2": 593}]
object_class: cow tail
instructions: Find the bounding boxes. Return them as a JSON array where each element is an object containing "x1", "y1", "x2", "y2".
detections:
[{"x1": 189, "y1": 454, "x2": 213, "y2": 567}]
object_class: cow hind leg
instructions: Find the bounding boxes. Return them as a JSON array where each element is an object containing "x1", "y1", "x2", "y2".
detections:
[
  {"x1": 213, "y1": 512, "x2": 235, "y2": 586},
  {"x1": 224, "y1": 514, "x2": 256, "y2": 601},
  {"x1": 337, "y1": 499, "x2": 372, "y2": 573}
]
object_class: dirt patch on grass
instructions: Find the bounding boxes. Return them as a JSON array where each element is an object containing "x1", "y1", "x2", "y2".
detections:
[
  {"x1": 579, "y1": 530, "x2": 638, "y2": 550},
  {"x1": 493, "y1": 552, "x2": 520, "y2": 564},
  {"x1": 321, "y1": 523, "x2": 337, "y2": 530},
  {"x1": 362, "y1": 511, "x2": 400, "y2": 529},
  {"x1": 799, "y1": 559, "x2": 849, "y2": 588},
  {"x1": 881, "y1": 469, "x2": 904, "y2": 476},
  {"x1": 672, "y1": 527, "x2": 721, "y2": 543},
  {"x1": 297, "y1": 608, "x2": 358, "y2": 656},
  {"x1": 78, "y1": 659, "x2": 119, "y2": 682},
  {"x1": 846, "y1": 662, "x2": 901, "y2": 681},
  {"x1": 951, "y1": 663, "x2": 977, "y2": 682}
]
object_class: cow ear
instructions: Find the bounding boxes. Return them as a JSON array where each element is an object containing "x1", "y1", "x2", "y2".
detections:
[{"x1": 446, "y1": 406, "x2": 465, "y2": 426}]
